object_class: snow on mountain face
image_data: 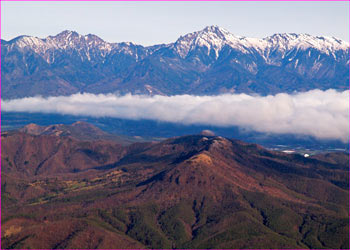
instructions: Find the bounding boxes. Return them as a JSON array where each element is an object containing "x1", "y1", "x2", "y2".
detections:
[
  {"x1": 45, "y1": 30, "x2": 110, "y2": 50},
  {"x1": 174, "y1": 26, "x2": 255, "y2": 58},
  {"x1": 1, "y1": 26, "x2": 348, "y2": 99},
  {"x1": 263, "y1": 33, "x2": 349, "y2": 56},
  {"x1": 5, "y1": 26, "x2": 348, "y2": 63},
  {"x1": 12, "y1": 30, "x2": 108, "y2": 50},
  {"x1": 173, "y1": 26, "x2": 349, "y2": 60},
  {"x1": 6, "y1": 30, "x2": 142, "y2": 63}
]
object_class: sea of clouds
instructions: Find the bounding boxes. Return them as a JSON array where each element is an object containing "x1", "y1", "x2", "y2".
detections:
[{"x1": 2, "y1": 89, "x2": 349, "y2": 142}]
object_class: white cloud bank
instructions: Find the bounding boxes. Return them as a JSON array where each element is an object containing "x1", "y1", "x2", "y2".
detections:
[{"x1": 2, "y1": 89, "x2": 349, "y2": 142}]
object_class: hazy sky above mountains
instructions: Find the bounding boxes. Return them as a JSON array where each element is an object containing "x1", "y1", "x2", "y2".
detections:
[{"x1": 2, "y1": 1, "x2": 349, "y2": 45}]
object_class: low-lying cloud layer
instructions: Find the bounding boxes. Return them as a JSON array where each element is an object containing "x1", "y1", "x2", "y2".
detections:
[{"x1": 2, "y1": 89, "x2": 349, "y2": 142}]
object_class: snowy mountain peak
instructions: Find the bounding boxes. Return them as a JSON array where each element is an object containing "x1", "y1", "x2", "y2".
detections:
[
  {"x1": 264, "y1": 33, "x2": 349, "y2": 54},
  {"x1": 201, "y1": 25, "x2": 230, "y2": 36},
  {"x1": 174, "y1": 26, "x2": 243, "y2": 58},
  {"x1": 172, "y1": 27, "x2": 349, "y2": 59},
  {"x1": 46, "y1": 30, "x2": 108, "y2": 48},
  {"x1": 51, "y1": 30, "x2": 105, "y2": 44},
  {"x1": 54, "y1": 30, "x2": 80, "y2": 38},
  {"x1": 6, "y1": 31, "x2": 116, "y2": 64},
  {"x1": 8, "y1": 30, "x2": 104, "y2": 51},
  {"x1": 10, "y1": 35, "x2": 47, "y2": 51}
]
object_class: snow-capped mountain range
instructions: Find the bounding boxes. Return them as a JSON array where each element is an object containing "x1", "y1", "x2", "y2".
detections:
[
  {"x1": 2, "y1": 26, "x2": 349, "y2": 98},
  {"x1": 173, "y1": 26, "x2": 348, "y2": 59}
]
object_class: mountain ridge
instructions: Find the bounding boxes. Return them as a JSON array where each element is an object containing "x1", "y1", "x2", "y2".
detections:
[
  {"x1": 2, "y1": 26, "x2": 349, "y2": 98},
  {"x1": 17, "y1": 121, "x2": 134, "y2": 145},
  {"x1": 4, "y1": 26, "x2": 348, "y2": 53}
]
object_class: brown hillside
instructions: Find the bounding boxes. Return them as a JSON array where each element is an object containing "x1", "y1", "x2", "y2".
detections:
[{"x1": 1, "y1": 126, "x2": 348, "y2": 249}]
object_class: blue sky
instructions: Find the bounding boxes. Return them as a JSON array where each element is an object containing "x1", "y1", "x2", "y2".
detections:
[{"x1": 1, "y1": 1, "x2": 349, "y2": 45}]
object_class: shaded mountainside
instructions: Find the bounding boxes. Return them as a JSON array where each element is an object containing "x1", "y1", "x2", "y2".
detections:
[
  {"x1": 2, "y1": 26, "x2": 349, "y2": 99},
  {"x1": 18, "y1": 121, "x2": 135, "y2": 145},
  {"x1": 1, "y1": 125, "x2": 349, "y2": 249}
]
